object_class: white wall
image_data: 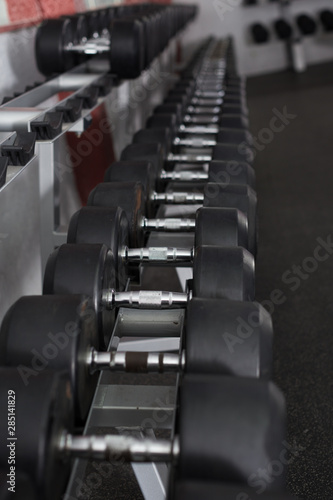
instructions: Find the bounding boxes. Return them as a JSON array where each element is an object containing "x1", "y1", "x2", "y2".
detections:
[
  {"x1": 177, "y1": 0, "x2": 333, "y2": 76},
  {"x1": 0, "y1": 27, "x2": 43, "y2": 100}
]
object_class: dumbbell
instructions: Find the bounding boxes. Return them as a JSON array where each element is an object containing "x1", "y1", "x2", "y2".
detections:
[
  {"x1": 320, "y1": 9, "x2": 333, "y2": 32},
  {"x1": 36, "y1": 16, "x2": 144, "y2": 78},
  {"x1": 147, "y1": 111, "x2": 250, "y2": 142},
  {"x1": 128, "y1": 127, "x2": 253, "y2": 171},
  {"x1": 67, "y1": 205, "x2": 250, "y2": 291},
  {"x1": 88, "y1": 179, "x2": 257, "y2": 255},
  {"x1": 0, "y1": 294, "x2": 273, "y2": 423},
  {"x1": 44, "y1": 241, "x2": 255, "y2": 324},
  {"x1": 170, "y1": 480, "x2": 298, "y2": 500},
  {"x1": 296, "y1": 14, "x2": 317, "y2": 36},
  {"x1": 0, "y1": 368, "x2": 287, "y2": 499},
  {"x1": 274, "y1": 19, "x2": 293, "y2": 40},
  {"x1": 251, "y1": 23, "x2": 270, "y2": 44}
]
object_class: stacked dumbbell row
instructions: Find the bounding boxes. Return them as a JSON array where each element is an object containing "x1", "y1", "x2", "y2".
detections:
[
  {"x1": 252, "y1": 10, "x2": 333, "y2": 44},
  {"x1": 0, "y1": 38, "x2": 295, "y2": 500},
  {"x1": 36, "y1": 3, "x2": 198, "y2": 78}
]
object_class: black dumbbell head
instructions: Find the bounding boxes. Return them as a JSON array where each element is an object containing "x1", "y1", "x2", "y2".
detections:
[
  {"x1": 104, "y1": 161, "x2": 156, "y2": 216},
  {"x1": 35, "y1": 18, "x2": 75, "y2": 75},
  {"x1": 178, "y1": 375, "x2": 286, "y2": 486},
  {"x1": 208, "y1": 160, "x2": 256, "y2": 189},
  {"x1": 43, "y1": 244, "x2": 115, "y2": 350},
  {"x1": 297, "y1": 14, "x2": 317, "y2": 36},
  {"x1": 88, "y1": 182, "x2": 146, "y2": 247},
  {"x1": 195, "y1": 207, "x2": 249, "y2": 251},
  {"x1": 203, "y1": 183, "x2": 257, "y2": 257},
  {"x1": 186, "y1": 298, "x2": 273, "y2": 378},
  {"x1": 67, "y1": 206, "x2": 129, "y2": 291},
  {"x1": 193, "y1": 246, "x2": 255, "y2": 301},
  {"x1": 0, "y1": 369, "x2": 73, "y2": 500},
  {"x1": 109, "y1": 19, "x2": 145, "y2": 79}
]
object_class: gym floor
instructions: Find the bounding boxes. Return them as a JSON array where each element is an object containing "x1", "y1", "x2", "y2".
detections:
[{"x1": 248, "y1": 61, "x2": 333, "y2": 500}]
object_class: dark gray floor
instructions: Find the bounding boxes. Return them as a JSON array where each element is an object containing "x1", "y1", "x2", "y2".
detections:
[{"x1": 247, "y1": 62, "x2": 333, "y2": 500}]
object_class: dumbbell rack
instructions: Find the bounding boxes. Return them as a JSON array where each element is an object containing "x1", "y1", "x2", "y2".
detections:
[
  {"x1": 0, "y1": 8, "x2": 205, "y2": 499},
  {"x1": 0, "y1": 34, "x2": 179, "y2": 323}
]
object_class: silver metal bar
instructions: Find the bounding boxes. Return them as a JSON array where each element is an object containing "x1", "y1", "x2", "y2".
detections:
[
  {"x1": 142, "y1": 217, "x2": 196, "y2": 231},
  {"x1": 187, "y1": 105, "x2": 221, "y2": 114},
  {"x1": 102, "y1": 290, "x2": 189, "y2": 310},
  {"x1": 178, "y1": 124, "x2": 219, "y2": 135},
  {"x1": 90, "y1": 350, "x2": 185, "y2": 374},
  {"x1": 183, "y1": 114, "x2": 219, "y2": 124},
  {"x1": 172, "y1": 137, "x2": 216, "y2": 148},
  {"x1": 122, "y1": 246, "x2": 193, "y2": 264},
  {"x1": 62, "y1": 434, "x2": 179, "y2": 463},
  {"x1": 64, "y1": 41, "x2": 110, "y2": 54},
  {"x1": 152, "y1": 191, "x2": 204, "y2": 204},
  {"x1": 191, "y1": 97, "x2": 223, "y2": 106},
  {"x1": 167, "y1": 152, "x2": 212, "y2": 163}
]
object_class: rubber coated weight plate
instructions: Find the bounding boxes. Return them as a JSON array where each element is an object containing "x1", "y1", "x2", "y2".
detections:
[
  {"x1": 195, "y1": 207, "x2": 248, "y2": 251},
  {"x1": 1, "y1": 295, "x2": 99, "y2": 423},
  {"x1": 155, "y1": 104, "x2": 183, "y2": 124},
  {"x1": 109, "y1": 19, "x2": 145, "y2": 78},
  {"x1": 43, "y1": 244, "x2": 115, "y2": 349},
  {"x1": 193, "y1": 246, "x2": 255, "y2": 301},
  {"x1": 251, "y1": 22, "x2": 270, "y2": 44},
  {"x1": 170, "y1": 480, "x2": 298, "y2": 500},
  {"x1": 0, "y1": 370, "x2": 72, "y2": 500},
  {"x1": 216, "y1": 128, "x2": 253, "y2": 147},
  {"x1": 120, "y1": 143, "x2": 165, "y2": 177},
  {"x1": 320, "y1": 10, "x2": 333, "y2": 32},
  {"x1": 296, "y1": 14, "x2": 317, "y2": 36},
  {"x1": 133, "y1": 128, "x2": 172, "y2": 153},
  {"x1": 146, "y1": 113, "x2": 178, "y2": 136},
  {"x1": 88, "y1": 182, "x2": 146, "y2": 246},
  {"x1": 208, "y1": 160, "x2": 256, "y2": 189},
  {"x1": 104, "y1": 161, "x2": 156, "y2": 216},
  {"x1": 67, "y1": 206, "x2": 129, "y2": 291},
  {"x1": 212, "y1": 143, "x2": 254, "y2": 164},
  {"x1": 186, "y1": 298, "x2": 272, "y2": 378},
  {"x1": 35, "y1": 18, "x2": 75, "y2": 75},
  {"x1": 274, "y1": 19, "x2": 293, "y2": 40},
  {"x1": 178, "y1": 375, "x2": 286, "y2": 487},
  {"x1": 219, "y1": 114, "x2": 249, "y2": 129},
  {"x1": 203, "y1": 183, "x2": 257, "y2": 257}
]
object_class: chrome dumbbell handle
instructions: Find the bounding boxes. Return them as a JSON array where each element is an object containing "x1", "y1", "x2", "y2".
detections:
[
  {"x1": 151, "y1": 191, "x2": 205, "y2": 204},
  {"x1": 90, "y1": 349, "x2": 185, "y2": 374},
  {"x1": 141, "y1": 218, "x2": 196, "y2": 232},
  {"x1": 160, "y1": 168, "x2": 209, "y2": 181},
  {"x1": 102, "y1": 289, "x2": 190, "y2": 310},
  {"x1": 61, "y1": 433, "x2": 180, "y2": 463},
  {"x1": 121, "y1": 246, "x2": 194, "y2": 264}
]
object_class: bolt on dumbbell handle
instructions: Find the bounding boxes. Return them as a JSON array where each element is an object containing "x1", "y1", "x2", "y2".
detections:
[
  {"x1": 191, "y1": 97, "x2": 224, "y2": 106},
  {"x1": 195, "y1": 90, "x2": 225, "y2": 98},
  {"x1": 167, "y1": 151, "x2": 212, "y2": 164},
  {"x1": 172, "y1": 137, "x2": 216, "y2": 148},
  {"x1": 102, "y1": 289, "x2": 190, "y2": 310},
  {"x1": 183, "y1": 114, "x2": 220, "y2": 125},
  {"x1": 178, "y1": 124, "x2": 219, "y2": 135},
  {"x1": 152, "y1": 191, "x2": 204, "y2": 204},
  {"x1": 160, "y1": 168, "x2": 209, "y2": 181},
  {"x1": 64, "y1": 39, "x2": 110, "y2": 55},
  {"x1": 61, "y1": 433, "x2": 180, "y2": 463},
  {"x1": 187, "y1": 105, "x2": 222, "y2": 115},
  {"x1": 121, "y1": 246, "x2": 194, "y2": 264},
  {"x1": 141, "y1": 217, "x2": 196, "y2": 231},
  {"x1": 90, "y1": 349, "x2": 186, "y2": 374}
]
